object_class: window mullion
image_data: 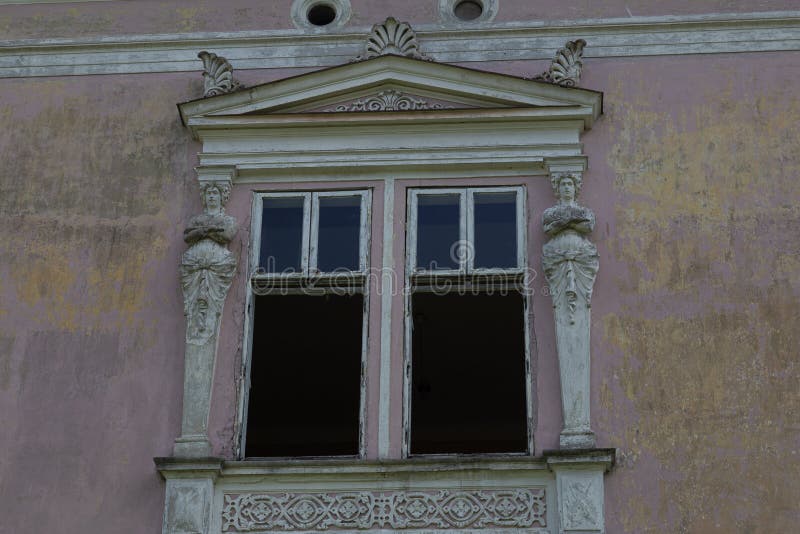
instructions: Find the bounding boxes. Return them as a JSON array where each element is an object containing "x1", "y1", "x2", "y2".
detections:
[
  {"x1": 407, "y1": 190, "x2": 419, "y2": 275},
  {"x1": 304, "y1": 192, "x2": 315, "y2": 276},
  {"x1": 359, "y1": 191, "x2": 370, "y2": 273},
  {"x1": 464, "y1": 188, "x2": 474, "y2": 274},
  {"x1": 516, "y1": 186, "x2": 526, "y2": 269}
]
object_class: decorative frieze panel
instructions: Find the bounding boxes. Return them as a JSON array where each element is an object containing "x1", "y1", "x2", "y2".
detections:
[
  {"x1": 317, "y1": 90, "x2": 454, "y2": 112},
  {"x1": 221, "y1": 488, "x2": 546, "y2": 532}
]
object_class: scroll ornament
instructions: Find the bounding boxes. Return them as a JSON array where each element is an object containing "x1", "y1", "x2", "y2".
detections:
[
  {"x1": 532, "y1": 39, "x2": 587, "y2": 87},
  {"x1": 198, "y1": 51, "x2": 244, "y2": 98},
  {"x1": 355, "y1": 17, "x2": 432, "y2": 61},
  {"x1": 180, "y1": 181, "x2": 238, "y2": 345}
]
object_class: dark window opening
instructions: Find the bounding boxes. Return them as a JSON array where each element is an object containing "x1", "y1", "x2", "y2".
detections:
[
  {"x1": 307, "y1": 4, "x2": 337, "y2": 26},
  {"x1": 410, "y1": 292, "x2": 527, "y2": 455},
  {"x1": 245, "y1": 293, "x2": 363, "y2": 457}
]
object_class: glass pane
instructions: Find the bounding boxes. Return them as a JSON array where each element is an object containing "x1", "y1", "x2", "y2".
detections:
[
  {"x1": 473, "y1": 191, "x2": 518, "y2": 269},
  {"x1": 416, "y1": 194, "x2": 460, "y2": 270},
  {"x1": 260, "y1": 197, "x2": 304, "y2": 273},
  {"x1": 317, "y1": 195, "x2": 362, "y2": 272}
]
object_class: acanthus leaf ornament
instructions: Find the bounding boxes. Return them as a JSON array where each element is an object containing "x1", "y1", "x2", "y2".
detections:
[
  {"x1": 198, "y1": 51, "x2": 244, "y2": 98},
  {"x1": 531, "y1": 39, "x2": 586, "y2": 87},
  {"x1": 331, "y1": 90, "x2": 449, "y2": 112},
  {"x1": 354, "y1": 17, "x2": 432, "y2": 62}
]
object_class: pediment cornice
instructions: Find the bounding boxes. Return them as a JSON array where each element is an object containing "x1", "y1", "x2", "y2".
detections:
[{"x1": 178, "y1": 55, "x2": 602, "y2": 137}]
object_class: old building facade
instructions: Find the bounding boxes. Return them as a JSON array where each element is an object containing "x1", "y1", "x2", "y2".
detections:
[{"x1": 0, "y1": 1, "x2": 798, "y2": 533}]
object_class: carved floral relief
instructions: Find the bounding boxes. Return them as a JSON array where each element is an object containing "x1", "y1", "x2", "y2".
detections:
[{"x1": 222, "y1": 488, "x2": 546, "y2": 532}]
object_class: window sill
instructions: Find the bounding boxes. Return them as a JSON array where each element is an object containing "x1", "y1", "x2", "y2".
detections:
[{"x1": 156, "y1": 451, "x2": 614, "y2": 533}]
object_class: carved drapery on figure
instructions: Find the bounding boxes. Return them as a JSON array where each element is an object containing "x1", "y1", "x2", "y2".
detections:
[
  {"x1": 174, "y1": 178, "x2": 238, "y2": 457},
  {"x1": 542, "y1": 172, "x2": 598, "y2": 449}
]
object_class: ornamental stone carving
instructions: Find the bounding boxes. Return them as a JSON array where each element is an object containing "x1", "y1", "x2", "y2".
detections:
[
  {"x1": 199, "y1": 51, "x2": 243, "y2": 97},
  {"x1": 330, "y1": 90, "x2": 449, "y2": 112},
  {"x1": 532, "y1": 39, "x2": 586, "y2": 87},
  {"x1": 355, "y1": 17, "x2": 431, "y2": 61},
  {"x1": 174, "y1": 177, "x2": 238, "y2": 457},
  {"x1": 562, "y1": 479, "x2": 600, "y2": 530},
  {"x1": 554, "y1": 469, "x2": 605, "y2": 534},
  {"x1": 222, "y1": 488, "x2": 546, "y2": 532},
  {"x1": 163, "y1": 479, "x2": 213, "y2": 534},
  {"x1": 542, "y1": 171, "x2": 598, "y2": 449}
]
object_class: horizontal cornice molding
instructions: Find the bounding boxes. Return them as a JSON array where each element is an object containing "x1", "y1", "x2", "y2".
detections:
[{"x1": 0, "y1": 11, "x2": 798, "y2": 78}]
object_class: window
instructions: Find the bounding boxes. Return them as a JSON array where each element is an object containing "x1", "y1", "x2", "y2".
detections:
[
  {"x1": 243, "y1": 190, "x2": 370, "y2": 458},
  {"x1": 404, "y1": 186, "x2": 532, "y2": 455}
]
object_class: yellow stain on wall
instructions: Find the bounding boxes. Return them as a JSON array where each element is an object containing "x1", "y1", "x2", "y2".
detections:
[{"x1": 600, "y1": 72, "x2": 800, "y2": 532}]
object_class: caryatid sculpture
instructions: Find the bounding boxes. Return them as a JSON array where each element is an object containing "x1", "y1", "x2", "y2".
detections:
[
  {"x1": 542, "y1": 172, "x2": 599, "y2": 449},
  {"x1": 174, "y1": 179, "x2": 238, "y2": 457}
]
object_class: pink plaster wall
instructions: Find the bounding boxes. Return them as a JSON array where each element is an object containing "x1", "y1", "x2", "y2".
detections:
[{"x1": 0, "y1": 8, "x2": 799, "y2": 533}]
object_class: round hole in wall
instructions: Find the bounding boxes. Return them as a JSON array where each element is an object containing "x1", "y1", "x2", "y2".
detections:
[
  {"x1": 307, "y1": 3, "x2": 337, "y2": 26},
  {"x1": 453, "y1": 0, "x2": 483, "y2": 21}
]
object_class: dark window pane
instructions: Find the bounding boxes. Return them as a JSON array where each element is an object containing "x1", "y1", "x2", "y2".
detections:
[
  {"x1": 260, "y1": 197, "x2": 304, "y2": 273},
  {"x1": 317, "y1": 196, "x2": 362, "y2": 272},
  {"x1": 474, "y1": 192, "x2": 518, "y2": 269},
  {"x1": 410, "y1": 292, "x2": 527, "y2": 454},
  {"x1": 416, "y1": 194, "x2": 460, "y2": 270},
  {"x1": 245, "y1": 294, "x2": 363, "y2": 457}
]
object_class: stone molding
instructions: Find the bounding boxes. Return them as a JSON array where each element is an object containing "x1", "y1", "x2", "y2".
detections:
[
  {"x1": 156, "y1": 454, "x2": 614, "y2": 534},
  {"x1": 1, "y1": 11, "x2": 799, "y2": 78}
]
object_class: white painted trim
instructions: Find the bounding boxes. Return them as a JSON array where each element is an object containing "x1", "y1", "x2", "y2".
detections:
[
  {"x1": 241, "y1": 188, "x2": 371, "y2": 458},
  {"x1": 1, "y1": 11, "x2": 799, "y2": 78},
  {"x1": 377, "y1": 179, "x2": 394, "y2": 459},
  {"x1": 403, "y1": 185, "x2": 533, "y2": 457}
]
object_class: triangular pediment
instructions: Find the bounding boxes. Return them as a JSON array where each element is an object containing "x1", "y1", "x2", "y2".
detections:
[{"x1": 179, "y1": 55, "x2": 602, "y2": 129}]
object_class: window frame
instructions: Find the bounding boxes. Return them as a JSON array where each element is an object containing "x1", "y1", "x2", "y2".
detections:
[
  {"x1": 402, "y1": 185, "x2": 534, "y2": 458},
  {"x1": 239, "y1": 188, "x2": 373, "y2": 459}
]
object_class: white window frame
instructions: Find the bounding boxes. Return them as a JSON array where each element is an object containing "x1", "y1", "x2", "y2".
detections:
[
  {"x1": 239, "y1": 188, "x2": 372, "y2": 459},
  {"x1": 403, "y1": 185, "x2": 533, "y2": 457},
  {"x1": 252, "y1": 190, "x2": 370, "y2": 280},
  {"x1": 407, "y1": 186, "x2": 527, "y2": 276}
]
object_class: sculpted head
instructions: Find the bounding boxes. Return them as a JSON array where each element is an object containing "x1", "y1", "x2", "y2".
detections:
[
  {"x1": 550, "y1": 172, "x2": 582, "y2": 203},
  {"x1": 200, "y1": 181, "x2": 231, "y2": 213}
]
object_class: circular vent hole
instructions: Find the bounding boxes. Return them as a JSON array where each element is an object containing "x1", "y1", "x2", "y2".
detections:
[
  {"x1": 307, "y1": 3, "x2": 337, "y2": 26},
  {"x1": 454, "y1": 0, "x2": 483, "y2": 21}
]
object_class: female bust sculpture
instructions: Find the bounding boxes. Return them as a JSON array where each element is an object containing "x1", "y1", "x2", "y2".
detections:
[
  {"x1": 180, "y1": 181, "x2": 238, "y2": 345},
  {"x1": 542, "y1": 173, "x2": 599, "y2": 324}
]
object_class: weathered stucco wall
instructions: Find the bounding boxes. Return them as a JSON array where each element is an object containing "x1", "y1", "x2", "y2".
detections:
[
  {"x1": 0, "y1": 9, "x2": 798, "y2": 533},
  {"x1": 586, "y1": 54, "x2": 800, "y2": 532}
]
